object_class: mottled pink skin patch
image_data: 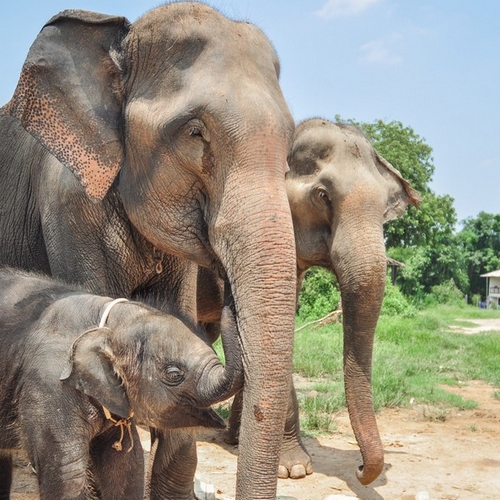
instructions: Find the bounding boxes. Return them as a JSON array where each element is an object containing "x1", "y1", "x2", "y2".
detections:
[{"x1": 3, "y1": 65, "x2": 121, "y2": 200}]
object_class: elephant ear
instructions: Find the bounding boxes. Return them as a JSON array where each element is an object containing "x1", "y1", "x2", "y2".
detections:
[
  {"x1": 60, "y1": 327, "x2": 130, "y2": 419},
  {"x1": 375, "y1": 152, "x2": 422, "y2": 223},
  {"x1": 3, "y1": 10, "x2": 130, "y2": 200}
]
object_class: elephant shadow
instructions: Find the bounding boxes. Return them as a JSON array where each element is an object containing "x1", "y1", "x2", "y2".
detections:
[
  {"x1": 197, "y1": 430, "x2": 411, "y2": 500},
  {"x1": 301, "y1": 435, "x2": 393, "y2": 500}
]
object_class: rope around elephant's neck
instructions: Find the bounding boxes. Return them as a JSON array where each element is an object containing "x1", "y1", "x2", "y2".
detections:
[
  {"x1": 102, "y1": 405, "x2": 135, "y2": 453},
  {"x1": 99, "y1": 297, "x2": 134, "y2": 452},
  {"x1": 99, "y1": 297, "x2": 129, "y2": 328}
]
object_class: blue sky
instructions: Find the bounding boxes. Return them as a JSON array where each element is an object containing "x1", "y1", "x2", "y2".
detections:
[{"x1": 1, "y1": 0, "x2": 498, "y2": 225}]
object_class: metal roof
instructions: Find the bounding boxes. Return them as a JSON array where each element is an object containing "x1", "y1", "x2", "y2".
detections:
[{"x1": 480, "y1": 270, "x2": 500, "y2": 278}]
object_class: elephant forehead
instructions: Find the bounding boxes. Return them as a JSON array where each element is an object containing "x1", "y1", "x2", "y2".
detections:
[{"x1": 129, "y1": 3, "x2": 279, "y2": 80}]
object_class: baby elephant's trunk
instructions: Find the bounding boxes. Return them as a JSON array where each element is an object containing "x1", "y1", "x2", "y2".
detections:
[{"x1": 195, "y1": 283, "x2": 243, "y2": 407}]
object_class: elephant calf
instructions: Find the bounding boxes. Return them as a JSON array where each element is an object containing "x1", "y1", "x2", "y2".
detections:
[{"x1": 0, "y1": 268, "x2": 242, "y2": 500}]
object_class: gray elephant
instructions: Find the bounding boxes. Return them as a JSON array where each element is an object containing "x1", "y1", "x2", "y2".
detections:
[
  {"x1": 0, "y1": 267, "x2": 242, "y2": 500},
  {"x1": 288, "y1": 118, "x2": 420, "y2": 484},
  {"x1": 0, "y1": 4, "x2": 297, "y2": 499},
  {"x1": 202, "y1": 118, "x2": 421, "y2": 484}
]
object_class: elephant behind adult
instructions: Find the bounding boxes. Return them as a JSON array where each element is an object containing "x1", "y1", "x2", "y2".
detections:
[
  {"x1": 287, "y1": 118, "x2": 421, "y2": 484},
  {"x1": 212, "y1": 118, "x2": 420, "y2": 484},
  {"x1": 0, "y1": 4, "x2": 297, "y2": 500}
]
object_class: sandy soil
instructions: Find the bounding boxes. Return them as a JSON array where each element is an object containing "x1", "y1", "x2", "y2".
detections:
[{"x1": 10, "y1": 319, "x2": 500, "y2": 500}]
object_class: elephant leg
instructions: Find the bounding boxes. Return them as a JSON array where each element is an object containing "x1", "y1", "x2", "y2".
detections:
[
  {"x1": 277, "y1": 382, "x2": 313, "y2": 479},
  {"x1": 0, "y1": 451, "x2": 13, "y2": 500},
  {"x1": 223, "y1": 390, "x2": 242, "y2": 445},
  {"x1": 224, "y1": 383, "x2": 313, "y2": 480},
  {"x1": 147, "y1": 428, "x2": 197, "y2": 500},
  {"x1": 90, "y1": 424, "x2": 144, "y2": 500}
]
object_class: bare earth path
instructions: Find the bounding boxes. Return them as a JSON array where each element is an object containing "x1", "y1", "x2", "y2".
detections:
[{"x1": 11, "y1": 319, "x2": 500, "y2": 500}]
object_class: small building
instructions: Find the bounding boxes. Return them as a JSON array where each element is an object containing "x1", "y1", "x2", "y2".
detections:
[{"x1": 480, "y1": 270, "x2": 500, "y2": 307}]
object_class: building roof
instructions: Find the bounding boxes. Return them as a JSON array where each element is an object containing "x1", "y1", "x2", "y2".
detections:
[{"x1": 480, "y1": 270, "x2": 500, "y2": 278}]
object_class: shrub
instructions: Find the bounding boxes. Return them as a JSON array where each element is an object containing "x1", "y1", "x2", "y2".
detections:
[
  {"x1": 427, "y1": 279, "x2": 465, "y2": 306},
  {"x1": 297, "y1": 267, "x2": 341, "y2": 321},
  {"x1": 471, "y1": 293, "x2": 481, "y2": 307},
  {"x1": 381, "y1": 277, "x2": 417, "y2": 317}
]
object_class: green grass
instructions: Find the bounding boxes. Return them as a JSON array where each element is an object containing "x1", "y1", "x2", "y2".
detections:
[
  {"x1": 292, "y1": 304, "x2": 500, "y2": 434},
  {"x1": 213, "y1": 304, "x2": 500, "y2": 436}
]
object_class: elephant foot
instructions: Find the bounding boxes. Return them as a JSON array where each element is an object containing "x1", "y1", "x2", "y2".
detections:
[
  {"x1": 222, "y1": 425, "x2": 239, "y2": 446},
  {"x1": 277, "y1": 441, "x2": 313, "y2": 479},
  {"x1": 222, "y1": 428, "x2": 312, "y2": 479}
]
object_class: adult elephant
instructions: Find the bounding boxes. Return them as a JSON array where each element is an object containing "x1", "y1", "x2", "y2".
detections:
[
  {"x1": 0, "y1": 4, "x2": 296, "y2": 500},
  {"x1": 287, "y1": 118, "x2": 420, "y2": 484},
  {"x1": 210, "y1": 118, "x2": 421, "y2": 485}
]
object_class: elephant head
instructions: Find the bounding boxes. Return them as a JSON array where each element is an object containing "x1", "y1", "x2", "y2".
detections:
[
  {"x1": 286, "y1": 118, "x2": 420, "y2": 484},
  {"x1": 3, "y1": 4, "x2": 297, "y2": 497},
  {"x1": 61, "y1": 299, "x2": 242, "y2": 430}
]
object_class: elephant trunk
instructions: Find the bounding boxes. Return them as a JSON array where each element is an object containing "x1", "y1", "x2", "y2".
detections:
[
  {"x1": 332, "y1": 209, "x2": 386, "y2": 485},
  {"x1": 211, "y1": 143, "x2": 297, "y2": 499},
  {"x1": 196, "y1": 283, "x2": 244, "y2": 406}
]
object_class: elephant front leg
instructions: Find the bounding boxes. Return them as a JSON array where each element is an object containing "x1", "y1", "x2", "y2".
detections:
[
  {"x1": 147, "y1": 428, "x2": 198, "y2": 500},
  {"x1": 223, "y1": 390, "x2": 242, "y2": 446},
  {"x1": 90, "y1": 424, "x2": 144, "y2": 499},
  {"x1": 277, "y1": 383, "x2": 313, "y2": 479},
  {"x1": 224, "y1": 383, "x2": 313, "y2": 480}
]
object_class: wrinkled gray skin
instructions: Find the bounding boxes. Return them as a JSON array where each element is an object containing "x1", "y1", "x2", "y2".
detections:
[
  {"x1": 200, "y1": 118, "x2": 421, "y2": 484},
  {"x1": 0, "y1": 268, "x2": 242, "y2": 500},
  {"x1": 0, "y1": 4, "x2": 296, "y2": 499}
]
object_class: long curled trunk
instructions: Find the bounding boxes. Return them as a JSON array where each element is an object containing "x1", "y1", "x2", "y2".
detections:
[{"x1": 332, "y1": 209, "x2": 386, "y2": 485}]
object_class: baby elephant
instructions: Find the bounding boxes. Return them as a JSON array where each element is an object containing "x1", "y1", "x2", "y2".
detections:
[{"x1": 0, "y1": 268, "x2": 242, "y2": 500}]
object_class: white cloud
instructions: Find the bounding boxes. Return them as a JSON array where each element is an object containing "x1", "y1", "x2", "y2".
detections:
[
  {"x1": 360, "y1": 34, "x2": 403, "y2": 65},
  {"x1": 315, "y1": 0, "x2": 382, "y2": 19}
]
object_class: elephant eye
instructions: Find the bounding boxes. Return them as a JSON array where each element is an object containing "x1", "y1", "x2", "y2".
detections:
[
  {"x1": 316, "y1": 188, "x2": 331, "y2": 205},
  {"x1": 313, "y1": 187, "x2": 333, "y2": 217},
  {"x1": 189, "y1": 126, "x2": 203, "y2": 137},
  {"x1": 161, "y1": 364, "x2": 185, "y2": 386},
  {"x1": 187, "y1": 119, "x2": 209, "y2": 142}
]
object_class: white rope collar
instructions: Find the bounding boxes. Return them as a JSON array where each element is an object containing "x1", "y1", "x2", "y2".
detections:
[{"x1": 99, "y1": 298, "x2": 129, "y2": 328}]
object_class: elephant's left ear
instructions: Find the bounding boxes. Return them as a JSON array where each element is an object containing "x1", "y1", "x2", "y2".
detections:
[
  {"x1": 60, "y1": 326, "x2": 130, "y2": 419},
  {"x1": 376, "y1": 152, "x2": 422, "y2": 223},
  {"x1": 3, "y1": 10, "x2": 130, "y2": 200}
]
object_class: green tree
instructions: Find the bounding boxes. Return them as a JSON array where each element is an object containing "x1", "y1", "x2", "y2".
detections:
[
  {"x1": 457, "y1": 212, "x2": 500, "y2": 297},
  {"x1": 297, "y1": 267, "x2": 341, "y2": 321},
  {"x1": 358, "y1": 119, "x2": 434, "y2": 194},
  {"x1": 389, "y1": 239, "x2": 469, "y2": 299}
]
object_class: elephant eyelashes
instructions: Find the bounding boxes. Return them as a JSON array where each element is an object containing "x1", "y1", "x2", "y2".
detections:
[
  {"x1": 189, "y1": 126, "x2": 203, "y2": 137},
  {"x1": 161, "y1": 364, "x2": 185, "y2": 386},
  {"x1": 187, "y1": 119, "x2": 209, "y2": 142},
  {"x1": 316, "y1": 188, "x2": 332, "y2": 209}
]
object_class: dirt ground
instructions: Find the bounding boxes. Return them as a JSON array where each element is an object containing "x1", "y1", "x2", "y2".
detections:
[{"x1": 10, "y1": 319, "x2": 500, "y2": 500}]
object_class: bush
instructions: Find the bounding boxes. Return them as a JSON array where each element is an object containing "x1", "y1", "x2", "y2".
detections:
[
  {"x1": 381, "y1": 277, "x2": 417, "y2": 317},
  {"x1": 426, "y1": 279, "x2": 465, "y2": 306},
  {"x1": 297, "y1": 267, "x2": 341, "y2": 321},
  {"x1": 471, "y1": 293, "x2": 481, "y2": 307},
  {"x1": 298, "y1": 268, "x2": 419, "y2": 320}
]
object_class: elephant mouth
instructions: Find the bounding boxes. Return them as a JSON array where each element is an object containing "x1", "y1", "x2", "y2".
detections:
[{"x1": 157, "y1": 406, "x2": 226, "y2": 430}]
